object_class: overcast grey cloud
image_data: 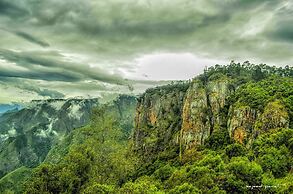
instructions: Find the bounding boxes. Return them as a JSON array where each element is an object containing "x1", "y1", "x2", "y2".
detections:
[
  {"x1": 13, "y1": 31, "x2": 50, "y2": 47},
  {"x1": 0, "y1": 77, "x2": 65, "y2": 98},
  {"x1": 0, "y1": 49, "x2": 129, "y2": 84},
  {"x1": 0, "y1": 0, "x2": 292, "y2": 102}
]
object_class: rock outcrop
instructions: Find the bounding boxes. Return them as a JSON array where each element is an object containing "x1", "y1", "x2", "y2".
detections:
[
  {"x1": 227, "y1": 104, "x2": 259, "y2": 144},
  {"x1": 133, "y1": 79, "x2": 233, "y2": 159},
  {"x1": 133, "y1": 83, "x2": 188, "y2": 160},
  {"x1": 257, "y1": 100, "x2": 289, "y2": 131},
  {"x1": 228, "y1": 100, "x2": 289, "y2": 145},
  {"x1": 181, "y1": 78, "x2": 232, "y2": 150},
  {"x1": 133, "y1": 77, "x2": 291, "y2": 160}
]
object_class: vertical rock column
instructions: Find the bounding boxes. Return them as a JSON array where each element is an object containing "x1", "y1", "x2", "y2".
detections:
[{"x1": 180, "y1": 79, "x2": 231, "y2": 154}]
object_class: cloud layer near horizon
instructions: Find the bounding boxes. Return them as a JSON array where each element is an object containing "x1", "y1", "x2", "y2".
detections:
[{"x1": 0, "y1": 0, "x2": 292, "y2": 103}]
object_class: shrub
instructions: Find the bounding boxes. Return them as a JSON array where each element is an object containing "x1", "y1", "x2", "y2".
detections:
[
  {"x1": 169, "y1": 183, "x2": 201, "y2": 194},
  {"x1": 119, "y1": 176, "x2": 163, "y2": 194},
  {"x1": 82, "y1": 183, "x2": 115, "y2": 194},
  {"x1": 205, "y1": 129, "x2": 232, "y2": 150},
  {"x1": 222, "y1": 174, "x2": 247, "y2": 194},
  {"x1": 227, "y1": 157, "x2": 263, "y2": 185},
  {"x1": 258, "y1": 146, "x2": 291, "y2": 178},
  {"x1": 153, "y1": 164, "x2": 175, "y2": 181},
  {"x1": 225, "y1": 144, "x2": 247, "y2": 159}
]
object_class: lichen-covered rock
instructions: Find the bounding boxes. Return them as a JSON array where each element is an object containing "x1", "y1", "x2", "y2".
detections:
[
  {"x1": 181, "y1": 81, "x2": 209, "y2": 149},
  {"x1": 133, "y1": 78, "x2": 233, "y2": 159},
  {"x1": 133, "y1": 75, "x2": 292, "y2": 159},
  {"x1": 227, "y1": 100, "x2": 290, "y2": 144},
  {"x1": 180, "y1": 78, "x2": 231, "y2": 150},
  {"x1": 227, "y1": 104, "x2": 259, "y2": 144},
  {"x1": 256, "y1": 100, "x2": 289, "y2": 131},
  {"x1": 133, "y1": 83, "x2": 188, "y2": 160},
  {"x1": 207, "y1": 79, "x2": 232, "y2": 129}
]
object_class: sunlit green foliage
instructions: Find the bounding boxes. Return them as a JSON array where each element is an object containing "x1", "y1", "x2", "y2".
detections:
[
  {"x1": 201, "y1": 61, "x2": 292, "y2": 84},
  {"x1": 169, "y1": 183, "x2": 201, "y2": 194},
  {"x1": 118, "y1": 176, "x2": 163, "y2": 194},
  {"x1": 252, "y1": 128, "x2": 293, "y2": 178},
  {"x1": 129, "y1": 129, "x2": 292, "y2": 194}
]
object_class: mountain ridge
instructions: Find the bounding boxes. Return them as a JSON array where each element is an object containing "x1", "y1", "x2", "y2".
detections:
[{"x1": 0, "y1": 98, "x2": 99, "y2": 178}]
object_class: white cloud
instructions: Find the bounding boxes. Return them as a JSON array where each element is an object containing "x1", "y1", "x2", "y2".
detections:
[{"x1": 127, "y1": 53, "x2": 227, "y2": 80}]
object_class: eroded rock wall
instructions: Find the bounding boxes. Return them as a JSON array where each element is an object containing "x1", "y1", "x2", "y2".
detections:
[
  {"x1": 133, "y1": 84, "x2": 188, "y2": 160},
  {"x1": 133, "y1": 78, "x2": 291, "y2": 159}
]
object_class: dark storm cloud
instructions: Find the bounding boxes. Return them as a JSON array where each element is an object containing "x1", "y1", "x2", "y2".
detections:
[
  {"x1": 270, "y1": 22, "x2": 293, "y2": 42},
  {"x1": 2, "y1": 0, "x2": 290, "y2": 60},
  {"x1": 0, "y1": 68, "x2": 80, "y2": 82},
  {"x1": 0, "y1": 50, "x2": 81, "y2": 82},
  {"x1": 0, "y1": 0, "x2": 292, "y2": 102},
  {"x1": 0, "y1": 28, "x2": 49, "y2": 47},
  {"x1": 15, "y1": 82, "x2": 65, "y2": 98},
  {"x1": 0, "y1": 49, "x2": 128, "y2": 85},
  {"x1": 0, "y1": 0, "x2": 29, "y2": 18},
  {"x1": 265, "y1": 3, "x2": 293, "y2": 42},
  {"x1": 14, "y1": 31, "x2": 50, "y2": 47}
]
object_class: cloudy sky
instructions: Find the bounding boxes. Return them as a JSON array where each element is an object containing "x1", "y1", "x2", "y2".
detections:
[{"x1": 0, "y1": 0, "x2": 292, "y2": 103}]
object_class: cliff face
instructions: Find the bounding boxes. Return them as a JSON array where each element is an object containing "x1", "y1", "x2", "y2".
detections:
[
  {"x1": 227, "y1": 104, "x2": 259, "y2": 144},
  {"x1": 133, "y1": 84, "x2": 188, "y2": 159},
  {"x1": 133, "y1": 79, "x2": 233, "y2": 159},
  {"x1": 181, "y1": 78, "x2": 232, "y2": 149},
  {"x1": 228, "y1": 100, "x2": 289, "y2": 145},
  {"x1": 257, "y1": 100, "x2": 289, "y2": 131},
  {"x1": 133, "y1": 77, "x2": 291, "y2": 159}
]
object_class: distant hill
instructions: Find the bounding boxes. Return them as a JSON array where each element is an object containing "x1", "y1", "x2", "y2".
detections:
[
  {"x1": 0, "y1": 98, "x2": 99, "y2": 178},
  {"x1": 0, "y1": 104, "x2": 22, "y2": 116}
]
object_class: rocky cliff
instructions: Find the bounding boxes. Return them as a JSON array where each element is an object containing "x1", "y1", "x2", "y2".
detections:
[
  {"x1": 0, "y1": 98, "x2": 98, "y2": 178},
  {"x1": 228, "y1": 100, "x2": 290, "y2": 145},
  {"x1": 133, "y1": 83, "x2": 188, "y2": 160},
  {"x1": 181, "y1": 77, "x2": 232, "y2": 150},
  {"x1": 133, "y1": 73, "x2": 292, "y2": 160}
]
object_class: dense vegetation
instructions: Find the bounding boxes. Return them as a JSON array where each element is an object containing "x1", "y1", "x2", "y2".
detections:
[
  {"x1": 200, "y1": 61, "x2": 293, "y2": 83},
  {"x1": 23, "y1": 127, "x2": 293, "y2": 193},
  {"x1": 24, "y1": 105, "x2": 138, "y2": 193},
  {"x1": 230, "y1": 77, "x2": 293, "y2": 127},
  {"x1": 2, "y1": 62, "x2": 292, "y2": 193}
]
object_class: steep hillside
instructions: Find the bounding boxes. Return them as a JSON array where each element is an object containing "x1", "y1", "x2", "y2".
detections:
[
  {"x1": 0, "y1": 167, "x2": 32, "y2": 194},
  {"x1": 11, "y1": 62, "x2": 293, "y2": 194},
  {"x1": 133, "y1": 63, "x2": 293, "y2": 160},
  {"x1": 23, "y1": 95, "x2": 137, "y2": 194},
  {"x1": 0, "y1": 98, "x2": 98, "y2": 178},
  {"x1": 127, "y1": 63, "x2": 293, "y2": 193},
  {"x1": 45, "y1": 95, "x2": 137, "y2": 164}
]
